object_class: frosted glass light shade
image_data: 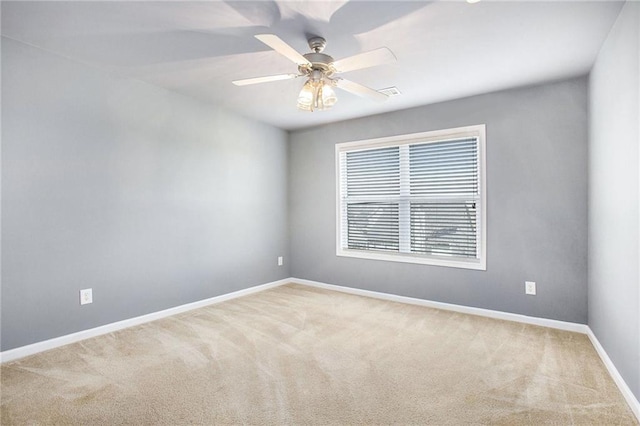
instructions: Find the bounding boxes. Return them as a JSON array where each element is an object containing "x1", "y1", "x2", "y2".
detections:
[
  {"x1": 297, "y1": 81, "x2": 314, "y2": 111},
  {"x1": 320, "y1": 84, "x2": 337, "y2": 108}
]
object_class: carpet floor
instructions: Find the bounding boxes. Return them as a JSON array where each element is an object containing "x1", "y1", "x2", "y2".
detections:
[{"x1": 1, "y1": 283, "x2": 637, "y2": 425}]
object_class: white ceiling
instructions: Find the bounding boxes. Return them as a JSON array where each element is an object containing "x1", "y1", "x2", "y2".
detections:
[{"x1": 1, "y1": 1, "x2": 623, "y2": 130}]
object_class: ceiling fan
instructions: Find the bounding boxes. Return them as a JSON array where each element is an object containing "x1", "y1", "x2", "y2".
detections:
[{"x1": 232, "y1": 34, "x2": 396, "y2": 112}]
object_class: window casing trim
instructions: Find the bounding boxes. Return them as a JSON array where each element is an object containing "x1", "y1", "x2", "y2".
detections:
[{"x1": 335, "y1": 125, "x2": 486, "y2": 270}]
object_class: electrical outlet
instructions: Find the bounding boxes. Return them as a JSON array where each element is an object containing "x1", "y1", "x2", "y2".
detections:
[
  {"x1": 525, "y1": 281, "x2": 536, "y2": 296},
  {"x1": 277, "y1": 256, "x2": 283, "y2": 266},
  {"x1": 80, "y1": 288, "x2": 93, "y2": 305}
]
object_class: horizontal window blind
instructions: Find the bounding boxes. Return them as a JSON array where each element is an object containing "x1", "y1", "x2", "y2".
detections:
[
  {"x1": 342, "y1": 147, "x2": 401, "y2": 252},
  {"x1": 409, "y1": 139, "x2": 478, "y2": 197},
  {"x1": 347, "y1": 203, "x2": 399, "y2": 251},
  {"x1": 409, "y1": 138, "x2": 479, "y2": 258},
  {"x1": 345, "y1": 147, "x2": 400, "y2": 197},
  {"x1": 410, "y1": 202, "x2": 477, "y2": 257},
  {"x1": 338, "y1": 128, "x2": 484, "y2": 267}
]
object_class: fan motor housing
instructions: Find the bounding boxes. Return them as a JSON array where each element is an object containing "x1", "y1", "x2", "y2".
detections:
[{"x1": 300, "y1": 52, "x2": 335, "y2": 76}]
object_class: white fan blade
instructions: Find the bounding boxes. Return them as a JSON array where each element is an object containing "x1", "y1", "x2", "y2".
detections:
[
  {"x1": 233, "y1": 73, "x2": 300, "y2": 86},
  {"x1": 334, "y1": 78, "x2": 389, "y2": 102},
  {"x1": 255, "y1": 34, "x2": 312, "y2": 67},
  {"x1": 333, "y1": 47, "x2": 396, "y2": 73}
]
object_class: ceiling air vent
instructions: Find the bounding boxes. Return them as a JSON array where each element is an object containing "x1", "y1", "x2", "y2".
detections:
[{"x1": 378, "y1": 86, "x2": 401, "y2": 97}]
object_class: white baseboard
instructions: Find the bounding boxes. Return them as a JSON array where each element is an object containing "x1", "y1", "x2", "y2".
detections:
[
  {"x1": 291, "y1": 277, "x2": 589, "y2": 333},
  {"x1": 586, "y1": 328, "x2": 640, "y2": 421},
  {"x1": 0, "y1": 278, "x2": 290, "y2": 364}
]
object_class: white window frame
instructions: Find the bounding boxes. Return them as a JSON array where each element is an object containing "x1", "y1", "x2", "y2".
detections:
[{"x1": 335, "y1": 125, "x2": 486, "y2": 270}]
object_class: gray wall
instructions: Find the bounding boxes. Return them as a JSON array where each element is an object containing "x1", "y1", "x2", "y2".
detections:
[
  {"x1": 1, "y1": 38, "x2": 290, "y2": 351},
  {"x1": 588, "y1": 1, "x2": 640, "y2": 400},
  {"x1": 289, "y1": 78, "x2": 588, "y2": 324}
]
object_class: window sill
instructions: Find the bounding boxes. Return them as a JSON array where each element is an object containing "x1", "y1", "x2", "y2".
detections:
[{"x1": 336, "y1": 248, "x2": 486, "y2": 271}]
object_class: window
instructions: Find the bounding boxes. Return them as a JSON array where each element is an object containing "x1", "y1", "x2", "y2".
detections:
[{"x1": 336, "y1": 125, "x2": 486, "y2": 270}]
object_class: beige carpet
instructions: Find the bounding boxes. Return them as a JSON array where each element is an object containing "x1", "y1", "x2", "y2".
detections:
[{"x1": 1, "y1": 283, "x2": 637, "y2": 425}]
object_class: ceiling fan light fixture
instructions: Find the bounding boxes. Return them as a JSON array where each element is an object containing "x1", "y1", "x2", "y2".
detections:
[{"x1": 297, "y1": 78, "x2": 337, "y2": 112}]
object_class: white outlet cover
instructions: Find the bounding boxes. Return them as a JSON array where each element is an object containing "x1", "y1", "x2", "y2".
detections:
[
  {"x1": 525, "y1": 281, "x2": 536, "y2": 296},
  {"x1": 277, "y1": 256, "x2": 283, "y2": 266},
  {"x1": 80, "y1": 288, "x2": 93, "y2": 305}
]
